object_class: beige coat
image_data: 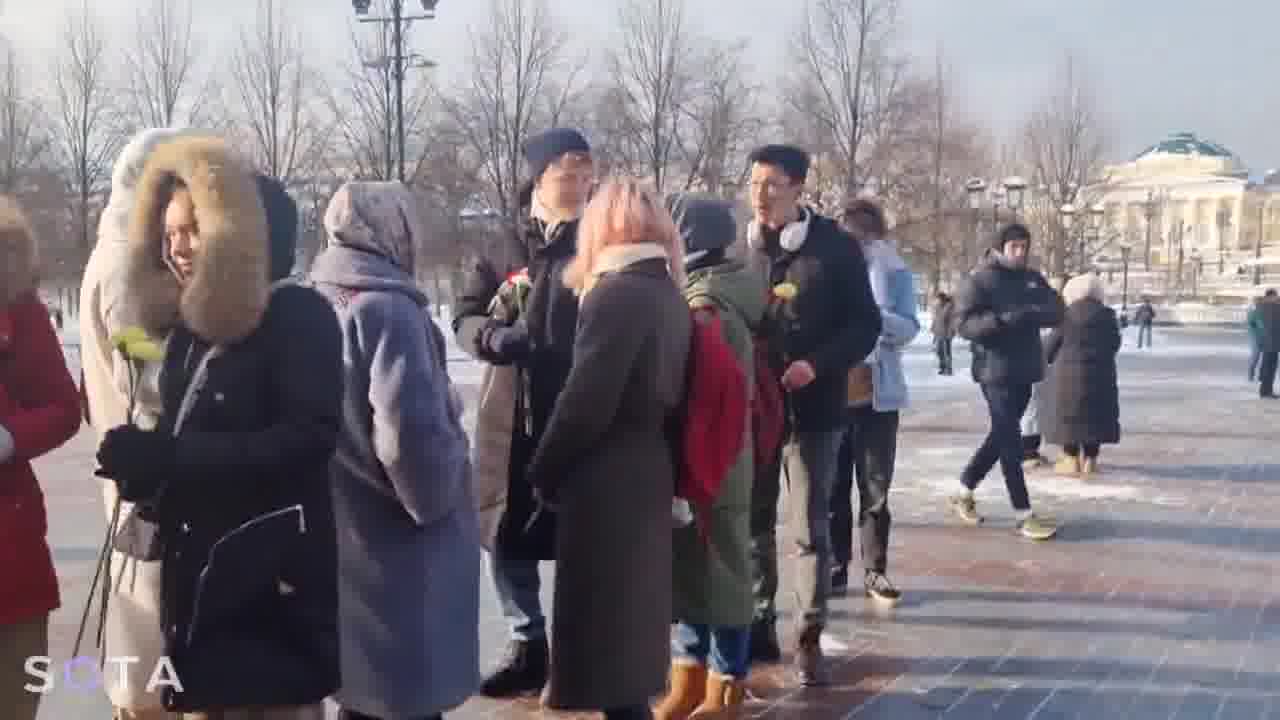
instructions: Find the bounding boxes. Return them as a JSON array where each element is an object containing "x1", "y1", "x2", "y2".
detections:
[{"x1": 77, "y1": 128, "x2": 192, "y2": 711}]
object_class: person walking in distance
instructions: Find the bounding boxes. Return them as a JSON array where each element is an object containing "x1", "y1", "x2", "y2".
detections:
[
  {"x1": 1256, "y1": 289, "x2": 1280, "y2": 398},
  {"x1": 931, "y1": 291, "x2": 955, "y2": 375},
  {"x1": 828, "y1": 199, "x2": 919, "y2": 605},
  {"x1": 744, "y1": 145, "x2": 882, "y2": 685},
  {"x1": 949, "y1": 223, "x2": 1064, "y2": 541},
  {"x1": 452, "y1": 128, "x2": 593, "y2": 698},
  {"x1": 1133, "y1": 297, "x2": 1156, "y2": 348},
  {"x1": 1247, "y1": 295, "x2": 1265, "y2": 382}
]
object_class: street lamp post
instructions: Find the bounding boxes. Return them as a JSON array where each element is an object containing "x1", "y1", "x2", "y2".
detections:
[
  {"x1": 1256, "y1": 202, "x2": 1265, "y2": 286},
  {"x1": 1141, "y1": 188, "x2": 1158, "y2": 271},
  {"x1": 1060, "y1": 202, "x2": 1078, "y2": 272},
  {"x1": 1003, "y1": 176, "x2": 1027, "y2": 221},
  {"x1": 352, "y1": 0, "x2": 440, "y2": 183},
  {"x1": 965, "y1": 177, "x2": 987, "y2": 272},
  {"x1": 1190, "y1": 248, "x2": 1203, "y2": 298},
  {"x1": 1216, "y1": 206, "x2": 1231, "y2": 275},
  {"x1": 1119, "y1": 241, "x2": 1132, "y2": 312}
]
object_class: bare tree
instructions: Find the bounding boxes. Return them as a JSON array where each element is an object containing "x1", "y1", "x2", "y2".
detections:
[
  {"x1": 446, "y1": 0, "x2": 582, "y2": 234},
  {"x1": 228, "y1": 0, "x2": 329, "y2": 186},
  {"x1": 673, "y1": 40, "x2": 765, "y2": 195},
  {"x1": 0, "y1": 42, "x2": 51, "y2": 193},
  {"x1": 52, "y1": 1, "x2": 123, "y2": 260},
  {"x1": 121, "y1": 0, "x2": 207, "y2": 129},
  {"x1": 1021, "y1": 52, "x2": 1110, "y2": 275},
  {"x1": 607, "y1": 0, "x2": 695, "y2": 193},
  {"x1": 787, "y1": 0, "x2": 902, "y2": 200}
]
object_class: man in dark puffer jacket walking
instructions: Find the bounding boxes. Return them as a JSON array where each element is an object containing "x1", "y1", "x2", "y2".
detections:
[{"x1": 949, "y1": 223, "x2": 1064, "y2": 541}]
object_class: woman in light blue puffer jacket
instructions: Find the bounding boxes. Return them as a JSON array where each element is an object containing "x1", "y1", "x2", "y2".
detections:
[{"x1": 828, "y1": 199, "x2": 919, "y2": 604}]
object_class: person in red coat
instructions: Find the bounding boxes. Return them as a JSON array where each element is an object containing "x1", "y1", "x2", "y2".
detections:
[{"x1": 0, "y1": 195, "x2": 82, "y2": 720}]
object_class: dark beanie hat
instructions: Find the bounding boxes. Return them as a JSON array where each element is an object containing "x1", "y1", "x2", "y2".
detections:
[
  {"x1": 255, "y1": 174, "x2": 299, "y2": 281},
  {"x1": 665, "y1": 192, "x2": 736, "y2": 255},
  {"x1": 522, "y1": 128, "x2": 591, "y2": 183},
  {"x1": 993, "y1": 222, "x2": 1032, "y2": 251}
]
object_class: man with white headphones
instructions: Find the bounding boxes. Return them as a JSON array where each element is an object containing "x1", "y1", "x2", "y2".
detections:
[{"x1": 744, "y1": 144, "x2": 882, "y2": 686}]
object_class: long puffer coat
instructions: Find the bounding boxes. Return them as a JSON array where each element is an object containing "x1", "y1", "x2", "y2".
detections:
[{"x1": 1044, "y1": 298, "x2": 1122, "y2": 446}]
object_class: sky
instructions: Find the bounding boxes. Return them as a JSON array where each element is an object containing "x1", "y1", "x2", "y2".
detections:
[{"x1": 3, "y1": 0, "x2": 1279, "y2": 172}]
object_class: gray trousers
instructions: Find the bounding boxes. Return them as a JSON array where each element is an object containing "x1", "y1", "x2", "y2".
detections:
[
  {"x1": 0, "y1": 615, "x2": 47, "y2": 720},
  {"x1": 751, "y1": 429, "x2": 843, "y2": 633}
]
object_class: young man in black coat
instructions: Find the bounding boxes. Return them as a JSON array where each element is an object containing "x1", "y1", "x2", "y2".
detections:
[
  {"x1": 950, "y1": 223, "x2": 1063, "y2": 542},
  {"x1": 744, "y1": 144, "x2": 882, "y2": 685},
  {"x1": 452, "y1": 128, "x2": 593, "y2": 698},
  {"x1": 95, "y1": 137, "x2": 343, "y2": 717}
]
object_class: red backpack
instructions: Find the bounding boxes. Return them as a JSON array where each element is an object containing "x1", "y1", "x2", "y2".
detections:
[
  {"x1": 674, "y1": 306, "x2": 749, "y2": 541},
  {"x1": 749, "y1": 337, "x2": 785, "y2": 472}
]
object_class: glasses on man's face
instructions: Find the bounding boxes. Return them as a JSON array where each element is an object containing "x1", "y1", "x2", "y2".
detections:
[{"x1": 749, "y1": 178, "x2": 794, "y2": 196}]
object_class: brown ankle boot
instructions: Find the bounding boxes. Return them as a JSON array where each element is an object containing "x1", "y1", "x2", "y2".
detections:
[
  {"x1": 1081, "y1": 455, "x2": 1099, "y2": 477},
  {"x1": 690, "y1": 673, "x2": 746, "y2": 718},
  {"x1": 1054, "y1": 453, "x2": 1080, "y2": 476},
  {"x1": 654, "y1": 662, "x2": 707, "y2": 720}
]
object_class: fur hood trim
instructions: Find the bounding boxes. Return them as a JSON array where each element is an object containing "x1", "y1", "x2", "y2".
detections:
[
  {"x1": 123, "y1": 135, "x2": 270, "y2": 345},
  {"x1": 0, "y1": 195, "x2": 37, "y2": 306}
]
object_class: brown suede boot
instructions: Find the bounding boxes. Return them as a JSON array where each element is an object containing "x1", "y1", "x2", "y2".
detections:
[
  {"x1": 654, "y1": 662, "x2": 708, "y2": 720},
  {"x1": 1054, "y1": 453, "x2": 1081, "y2": 476},
  {"x1": 690, "y1": 673, "x2": 746, "y2": 719}
]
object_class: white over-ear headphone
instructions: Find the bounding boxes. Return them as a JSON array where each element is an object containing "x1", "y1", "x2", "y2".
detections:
[{"x1": 747, "y1": 208, "x2": 812, "y2": 253}]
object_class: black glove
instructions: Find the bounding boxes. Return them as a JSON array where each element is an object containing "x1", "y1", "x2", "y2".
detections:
[
  {"x1": 478, "y1": 320, "x2": 532, "y2": 364},
  {"x1": 96, "y1": 425, "x2": 176, "y2": 503}
]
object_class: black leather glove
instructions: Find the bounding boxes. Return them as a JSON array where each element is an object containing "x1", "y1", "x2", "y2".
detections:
[
  {"x1": 478, "y1": 320, "x2": 532, "y2": 365},
  {"x1": 96, "y1": 425, "x2": 176, "y2": 503}
]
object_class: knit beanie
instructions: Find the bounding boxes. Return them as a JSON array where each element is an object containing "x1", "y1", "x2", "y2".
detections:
[
  {"x1": 522, "y1": 128, "x2": 591, "y2": 183},
  {"x1": 992, "y1": 222, "x2": 1032, "y2": 252},
  {"x1": 254, "y1": 174, "x2": 299, "y2": 282},
  {"x1": 665, "y1": 192, "x2": 736, "y2": 256}
]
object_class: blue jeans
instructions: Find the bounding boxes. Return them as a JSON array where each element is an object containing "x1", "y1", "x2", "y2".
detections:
[
  {"x1": 961, "y1": 383, "x2": 1033, "y2": 512},
  {"x1": 1249, "y1": 340, "x2": 1262, "y2": 380},
  {"x1": 1137, "y1": 324, "x2": 1153, "y2": 348},
  {"x1": 672, "y1": 622, "x2": 751, "y2": 678},
  {"x1": 489, "y1": 548, "x2": 545, "y2": 640}
]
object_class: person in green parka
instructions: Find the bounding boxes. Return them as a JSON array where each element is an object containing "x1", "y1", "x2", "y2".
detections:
[{"x1": 654, "y1": 193, "x2": 766, "y2": 720}]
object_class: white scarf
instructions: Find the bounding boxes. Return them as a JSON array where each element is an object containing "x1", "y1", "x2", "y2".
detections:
[{"x1": 580, "y1": 243, "x2": 669, "y2": 299}]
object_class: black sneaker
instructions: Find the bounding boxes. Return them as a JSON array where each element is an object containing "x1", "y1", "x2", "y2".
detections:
[
  {"x1": 479, "y1": 636, "x2": 548, "y2": 698},
  {"x1": 830, "y1": 564, "x2": 849, "y2": 596},
  {"x1": 749, "y1": 619, "x2": 782, "y2": 663},
  {"x1": 864, "y1": 571, "x2": 901, "y2": 605}
]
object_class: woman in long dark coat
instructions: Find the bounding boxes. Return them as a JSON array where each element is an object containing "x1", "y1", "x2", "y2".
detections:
[
  {"x1": 527, "y1": 178, "x2": 691, "y2": 719},
  {"x1": 1045, "y1": 274, "x2": 1121, "y2": 477}
]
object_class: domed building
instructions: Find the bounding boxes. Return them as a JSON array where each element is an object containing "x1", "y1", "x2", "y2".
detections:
[{"x1": 1097, "y1": 131, "x2": 1280, "y2": 296}]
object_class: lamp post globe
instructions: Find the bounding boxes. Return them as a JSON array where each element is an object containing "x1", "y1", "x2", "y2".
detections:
[
  {"x1": 1059, "y1": 203, "x2": 1077, "y2": 229},
  {"x1": 965, "y1": 177, "x2": 988, "y2": 209},
  {"x1": 1002, "y1": 176, "x2": 1027, "y2": 213},
  {"x1": 352, "y1": 0, "x2": 372, "y2": 14}
]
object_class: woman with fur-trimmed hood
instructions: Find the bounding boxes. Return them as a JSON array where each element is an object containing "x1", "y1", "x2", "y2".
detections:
[
  {"x1": 0, "y1": 195, "x2": 81, "y2": 720},
  {"x1": 94, "y1": 135, "x2": 344, "y2": 717},
  {"x1": 79, "y1": 126, "x2": 196, "y2": 718}
]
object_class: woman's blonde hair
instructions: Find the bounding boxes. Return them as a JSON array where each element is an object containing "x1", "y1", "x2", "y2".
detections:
[{"x1": 562, "y1": 177, "x2": 685, "y2": 290}]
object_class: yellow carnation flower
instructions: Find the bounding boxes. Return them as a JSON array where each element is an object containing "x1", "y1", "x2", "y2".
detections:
[{"x1": 772, "y1": 282, "x2": 799, "y2": 301}]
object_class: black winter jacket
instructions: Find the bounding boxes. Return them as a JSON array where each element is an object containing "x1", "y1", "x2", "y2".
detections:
[
  {"x1": 153, "y1": 284, "x2": 343, "y2": 712},
  {"x1": 750, "y1": 211, "x2": 882, "y2": 432},
  {"x1": 452, "y1": 215, "x2": 580, "y2": 559},
  {"x1": 954, "y1": 257, "x2": 1064, "y2": 386}
]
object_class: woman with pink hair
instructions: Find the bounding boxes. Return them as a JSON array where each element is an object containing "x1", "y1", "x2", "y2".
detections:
[{"x1": 527, "y1": 179, "x2": 691, "y2": 720}]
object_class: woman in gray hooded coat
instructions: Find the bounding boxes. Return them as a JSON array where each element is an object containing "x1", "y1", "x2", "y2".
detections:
[{"x1": 310, "y1": 181, "x2": 480, "y2": 720}]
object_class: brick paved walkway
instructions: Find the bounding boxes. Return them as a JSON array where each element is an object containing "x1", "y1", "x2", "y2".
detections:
[{"x1": 36, "y1": 327, "x2": 1280, "y2": 719}]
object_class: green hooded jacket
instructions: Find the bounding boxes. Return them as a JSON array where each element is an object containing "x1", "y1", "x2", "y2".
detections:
[{"x1": 674, "y1": 258, "x2": 766, "y2": 627}]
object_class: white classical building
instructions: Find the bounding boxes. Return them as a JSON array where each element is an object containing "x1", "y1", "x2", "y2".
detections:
[{"x1": 1095, "y1": 132, "x2": 1280, "y2": 299}]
